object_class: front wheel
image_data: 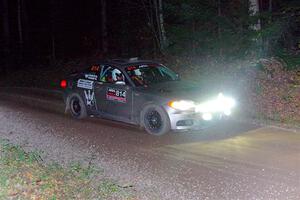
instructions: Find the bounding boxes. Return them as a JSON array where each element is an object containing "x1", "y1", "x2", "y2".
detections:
[
  {"x1": 68, "y1": 93, "x2": 87, "y2": 119},
  {"x1": 141, "y1": 105, "x2": 171, "y2": 136}
]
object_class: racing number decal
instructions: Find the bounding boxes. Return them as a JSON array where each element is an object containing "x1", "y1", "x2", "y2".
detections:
[{"x1": 106, "y1": 87, "x2": 126, "y2": 103}]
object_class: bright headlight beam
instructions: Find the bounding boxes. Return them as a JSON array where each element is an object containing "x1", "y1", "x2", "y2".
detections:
[
  {"x1": 196, "y1": 93, "x2": 236, "y2": 113},
  {"x1": 224, "y1": 110, "x2": 232, "y2": 116},
  {"x1": 202, "y1": 113, "x2": 213, "y2": 121},
  {"x1": 218, "y1": 93, "x2": 236, "y2": 108},
  {"x1": 168, "y1": 100, "x2": 195, "y2": 111}
]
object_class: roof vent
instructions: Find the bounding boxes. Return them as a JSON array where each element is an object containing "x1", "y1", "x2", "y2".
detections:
[{"x1": 129, "y1": 57, "x2": 139, "y2": 61}]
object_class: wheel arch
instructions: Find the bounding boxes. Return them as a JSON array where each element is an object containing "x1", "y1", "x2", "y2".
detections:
[
  {"x1": 139, "y1": 102, "x2": 170, "y2": 128},
  {"x1": 65, "y1": 91, "x2": 86, "y2": 114}
]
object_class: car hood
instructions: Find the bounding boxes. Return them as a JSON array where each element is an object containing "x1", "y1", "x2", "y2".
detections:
[{"x1": 136, "y1": 81, "x2": 219, "y2": 102}]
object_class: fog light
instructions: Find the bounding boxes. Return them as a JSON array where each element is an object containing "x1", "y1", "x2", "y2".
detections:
[
  {"x1": 224, "y1": 110, "x2": 231, "y2": 116},
  {"x1": 202, "y1": 113, "x2": 212, "y2": 121}
]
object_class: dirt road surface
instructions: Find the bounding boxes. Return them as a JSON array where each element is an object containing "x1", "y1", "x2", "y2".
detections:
[{"x1": 0, "y1": 88, "x2": 299, "y2": 199}]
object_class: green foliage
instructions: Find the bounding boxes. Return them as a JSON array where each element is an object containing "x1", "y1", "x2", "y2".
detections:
[
  {"x1": 165, "y1": 0, "x2": 255, "y2": 58},
  {"x1": 99, "y1": 181, "x2": 120, "y2": 197},
  {"x1": 275, "y1": 49, "x2": 300, "y2": 70},
  {"x1": 163, "y1": 0, "x2": 299, "y2": 60},
  {"x1": 0, "y1": 140, "x2": 134, "y2": 199},
  {"x1": 249, "y1": 58, "x2": 300, "y2": 124}
]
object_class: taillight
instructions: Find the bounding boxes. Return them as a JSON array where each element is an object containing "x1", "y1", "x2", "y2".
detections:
[{"x1": 60, "y1": 80, "x2": 67, "y2": 88}]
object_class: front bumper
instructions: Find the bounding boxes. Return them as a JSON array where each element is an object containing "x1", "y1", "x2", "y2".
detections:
[{"x1": 168, "y1": 111, "x2": 229, "y2": 131}]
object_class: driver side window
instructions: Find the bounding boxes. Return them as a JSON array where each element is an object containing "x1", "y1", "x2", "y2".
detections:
[
  {"x1": 99, "y1": 66, "x2": 126, "y2": 85},
  {"x1": 99, "y1": 65, "x2": 113, "y2": 83}
]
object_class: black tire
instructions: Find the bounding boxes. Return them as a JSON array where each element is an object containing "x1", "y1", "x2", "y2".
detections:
[
  {"x1": 68, "y1": 93, "x2": 87, "y2": 119},
  {"x1": 141, "y1": 105, "x2": 171, "y2": 136}
]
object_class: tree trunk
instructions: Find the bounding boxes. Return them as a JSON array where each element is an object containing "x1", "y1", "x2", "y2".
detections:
[
  {"x1": 249, "y1": 0, "x2": 261, "y2": 30},
  {"x1": 153, "y1": 0, "x2": 167, "y2": 53},
  {"x1": 268, "y1": 0, "x2": 272, "y2": 12},
  {"x1": 17, "y1": 0, "x2": 23, "y2": 62},
  {"x1": 192, "y1": 21, "x2": 197, "y2": 56},
  {"x1": 21, "y1": 0, "x2": 29, "y2": 50},
  {"x1": 51, "y1": 34, "x2": 56, "y2": 62},
  {"x1": 121, "y1": 1, "x2": 130, "y2": 56},
  {"x1": 217, "y1": 0, "x2": 221, "y2": 38},
  {"x1": 141, "y1": 0, "x2": 160, "y2": 56},
  {"x1": 50, "y1": 0, "x2": 57, "y2": 62},
  {"x1": 249, "y1": 0, "x2": 262, "y2": 57},
  {"x1": 100, "y1": 0, "x2": 108, "y2": 55},
  {"x1": 153, "y1": 0, "x2": 161, "y2": 49},
  {"x1": 158, "y1": 0, "x2": 167, "y2": 51},
  {"x1": 265, "y1": 0, "x2": 272, "y2": 55},
  {"x1": 217, "y1": 0, "x2": 222, "y2": 57},
  {"x1": 2, "y1": 0, "x2": 10, "y2": 74}
]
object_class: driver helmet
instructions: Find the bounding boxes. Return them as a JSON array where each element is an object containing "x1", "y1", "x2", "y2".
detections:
[
  {"x1": 134, "y1": 69, "x2": 142, "y2": 76},
  {"x1": 112, "y1": 69, "x2": 124, "y2": 82}
]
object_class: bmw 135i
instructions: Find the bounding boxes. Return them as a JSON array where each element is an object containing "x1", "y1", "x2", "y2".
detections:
[{"x1": 61, "y1": 58, "x2": 236, "y2": 135}]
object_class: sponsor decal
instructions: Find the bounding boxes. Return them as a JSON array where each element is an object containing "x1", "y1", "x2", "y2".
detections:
[
  {"x1": 106, "y1": 87, "x2": 126, "y2": 103},
  {"x1": 84, "y1": 90, "x2": 95, "y2": 106},
  {"x1": 91, "y1": 65, "x2": 100, "y2": 72},
  {"x1": 77, "y1": 79, "x2": 94, "y2": 90},
  {"x1": 84, "y1": 74, "x2": 98, "y2": 80},
  {"x1": 126, "y1": 66, "x2": 137, "y2": 71}
]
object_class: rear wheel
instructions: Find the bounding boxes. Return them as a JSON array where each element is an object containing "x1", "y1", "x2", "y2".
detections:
[
  {"x1": 141, "y1": 105, "x2": 170, "y2": 136},
  {"x1": 69, "y1": 93, "x2": 87, "y2": 119}
]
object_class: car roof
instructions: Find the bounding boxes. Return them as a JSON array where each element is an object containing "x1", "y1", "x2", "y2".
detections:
[{"x1": 100, "y1": 58, "x2": 162, "y2": 70}]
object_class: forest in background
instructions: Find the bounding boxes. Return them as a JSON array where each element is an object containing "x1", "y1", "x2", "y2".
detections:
[{"x1": 0, "y1": 0, "x2": 299, "y2": 68}]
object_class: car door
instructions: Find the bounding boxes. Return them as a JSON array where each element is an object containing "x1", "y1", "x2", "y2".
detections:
[
  {"x1": 105, "y1": 84, "x2": 132, "y2": 121},
  {"x1": 94, "y1": 65, "x2": 133, "y2": 121},
  {"x1": 93, "y1": 65, "x2": 112, "y2": 114}
]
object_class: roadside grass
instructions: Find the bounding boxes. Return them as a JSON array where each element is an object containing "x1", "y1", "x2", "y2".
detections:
[{"x1": 0, "y1": 139, "x2": 134, "y2": 200}]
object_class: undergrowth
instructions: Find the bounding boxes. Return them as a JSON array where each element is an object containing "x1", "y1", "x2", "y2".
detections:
[{"x1": 0, "y1": 139, "x2": 133, "y2": 200}]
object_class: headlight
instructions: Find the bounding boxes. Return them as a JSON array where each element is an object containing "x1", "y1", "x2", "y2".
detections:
[
  {"x1": 168, "y1": 100, "x2": 195, "y2": 111},
  {"x1": 196, "y1": 93, "x2": 236, "y2": 113}
]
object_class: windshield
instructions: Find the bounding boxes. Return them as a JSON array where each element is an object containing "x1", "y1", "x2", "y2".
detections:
[{"x1": 125, "y1": 64, "x2": 178, "y2": 87}]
